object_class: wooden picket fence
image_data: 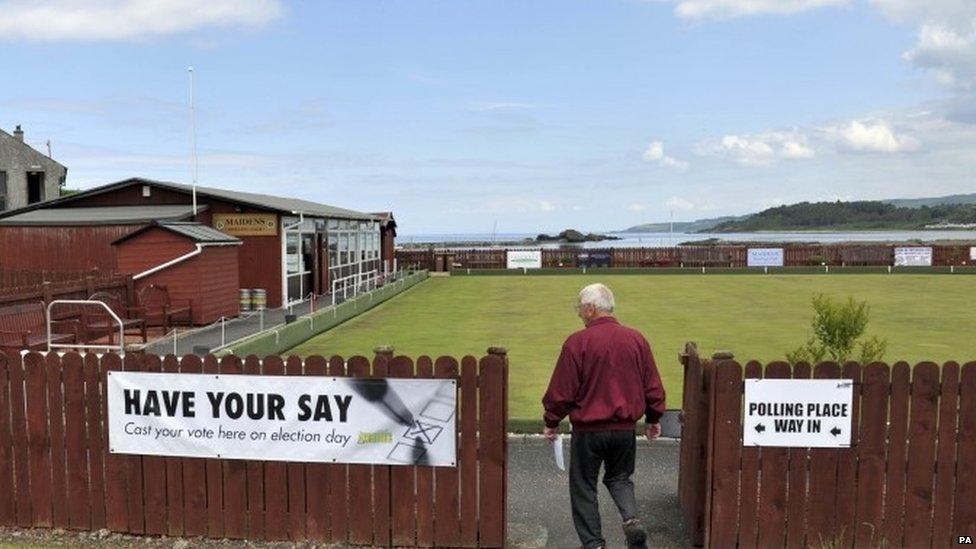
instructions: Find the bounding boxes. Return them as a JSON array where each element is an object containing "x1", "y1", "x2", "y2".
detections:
[
  {"x1": 0, "y1": 349, "x2": 508, "y2": 547},
  {"x1": 678, "y1": 342, "x2": 976, "y2": 548},
  {"x1": 397, "y1": 244, "x2": 976, "y2": 271}
]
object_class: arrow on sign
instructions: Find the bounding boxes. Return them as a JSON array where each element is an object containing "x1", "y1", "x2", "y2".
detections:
[
  {"x1": 831, "y1": 426, "x2": 842, "y2": 437},
  {"x1": 754, "y1": 423, "x2": 766, "y2": 433}
]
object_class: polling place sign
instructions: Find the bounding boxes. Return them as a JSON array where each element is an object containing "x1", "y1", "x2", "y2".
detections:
[
  {"x1": 507, "y1": 249, "x2": 542, "y2": 269},
  {"x1": 894, "y1": 247, "x2": 933, "y2": 267},
  {"x1": 743, "y1": 379, "x2": 853, "y2": 448},
  {"x1": 107, "y1": 372, "x2": 456, "y2": 466},
  {"x1": 747, "y1": 248, "x2": 784, "y2": 267}
]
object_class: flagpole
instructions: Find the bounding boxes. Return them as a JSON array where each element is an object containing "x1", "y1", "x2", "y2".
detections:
[{"x1": 189, "y1": 66, "x2": 198, "y2": 218}]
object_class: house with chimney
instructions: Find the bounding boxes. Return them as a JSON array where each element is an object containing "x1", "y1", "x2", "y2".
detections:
[{"x1": 0, "y1": 125, "x2": 67, "y2": 212}]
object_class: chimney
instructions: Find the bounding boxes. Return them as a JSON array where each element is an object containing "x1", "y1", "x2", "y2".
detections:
[{"x1": 13, "y1": 125, "x2": 23, "y2": 142}]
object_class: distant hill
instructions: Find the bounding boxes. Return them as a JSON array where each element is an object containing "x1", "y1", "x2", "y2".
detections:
[
  {"x1": 883, "y1": 193, "x2": 976, "y2": 208},
  {"x1": 619, "y1": 193, "x2": 976, "y2": 233},
  {"x1": 620, "y1": 215, "x2": 746, "y2": 233},
  {"x1": 710, "y1": 200, "x2": 976, "y2": 232}
]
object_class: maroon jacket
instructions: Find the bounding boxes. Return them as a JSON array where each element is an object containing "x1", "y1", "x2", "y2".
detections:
[{"x1": 542, "y1": 316, "x2": 666, "y2": 431}]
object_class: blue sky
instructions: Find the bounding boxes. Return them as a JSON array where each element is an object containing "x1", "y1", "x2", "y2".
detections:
[{"x1": 2, "y1": 0, "x2": 975, "y2": 234}]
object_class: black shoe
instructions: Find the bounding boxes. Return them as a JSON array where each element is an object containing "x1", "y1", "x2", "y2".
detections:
[{"x1": 623, "y1": 518, "x2": 647, "y2": 548}]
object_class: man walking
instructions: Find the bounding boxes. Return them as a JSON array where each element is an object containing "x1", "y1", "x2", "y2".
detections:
[{"x1": 542, "y1": 283, "x2": 666, "y2": 549}]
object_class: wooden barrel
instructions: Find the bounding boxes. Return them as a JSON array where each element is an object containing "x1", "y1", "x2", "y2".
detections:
[
  {"x1": 251, "y1": 288, "x2": 267, "y2": 311},
  {"x1": 239, "y1": 288, "x2": 252, "y2": 312}
]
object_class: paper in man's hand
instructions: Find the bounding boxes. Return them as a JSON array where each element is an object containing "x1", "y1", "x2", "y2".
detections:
[{"x1": 553, "y1": 434, "x2": 565, "y2": 471}]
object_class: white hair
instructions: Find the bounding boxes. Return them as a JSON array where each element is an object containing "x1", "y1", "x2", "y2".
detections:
[{"x1": 579, "y1": 283, "x2": 615, "y2": 313}]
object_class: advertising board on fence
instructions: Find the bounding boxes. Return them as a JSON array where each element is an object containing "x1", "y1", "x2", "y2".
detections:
[
  {"x1": 894, "y1": 246, "x2": 933, "y2": 267},
  {"x1": 971, "y1": 247, "x2": 976, "y2": 261},
  {"x1": 578, "y1": 251, "x2": 612, "y2": 268},
  {"x1": 506, "y1": 249, "x2": 542, "y2": 269},
  {"x1": 108, "y1": 372, "x2": 457, "y2": 466},
  {"x1": 742, "y1": 379, "x2": 853, "y2": 448},
  {"x1": 746, "y1": 248, "x2": 784, "y2": 267}
]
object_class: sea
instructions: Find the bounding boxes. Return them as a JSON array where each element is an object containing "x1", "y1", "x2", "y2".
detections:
[{"x1": 398, "y1": 231, "x2": 976, "y2": 248}]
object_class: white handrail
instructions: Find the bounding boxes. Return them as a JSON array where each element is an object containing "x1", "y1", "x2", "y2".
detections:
[
  {"x1": 330, "y1": 269, "x2": 378, "y2": 306},
  {"x1": 47, "y1": 299, "x2": 125, "y2": 356}
]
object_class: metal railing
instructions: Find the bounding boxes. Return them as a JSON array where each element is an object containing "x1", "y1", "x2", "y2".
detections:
[
  {"x1": 331, "y1": 269, "x2": 379, "y2": 306},
  {"x1": 47, "y1": 299, "x2": 126, "y2": 356}
]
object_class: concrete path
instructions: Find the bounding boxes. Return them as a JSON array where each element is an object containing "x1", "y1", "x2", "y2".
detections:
[{"x1": 508, "y1": 436, "x2": 691, "y2": 548}]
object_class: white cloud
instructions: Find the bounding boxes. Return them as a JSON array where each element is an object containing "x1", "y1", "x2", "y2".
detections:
[
  {"x1": 826, "y1": 120, "x2": 921, "y2": 153},
  {"x1": 867, "y1": 1, "x2": 976, "y2": 91},
  {"x1": 628, "y1": 203, "x2": 648, "y2": 213},
  {"x1": 0, "y1": 0, "x2": 284, "y2": 42},
  {"x1": 708, "y1": 132, "x2": 815, "y2": 166},
  {"x1": 539, "y1": 200, "x2": 557, "y2": 212},
  {"x1": 666, "y1": 196, "x2": 695, "y2": 211},
  {"x1": 903, "y1": 23, "x2": 976, "y2": 90},
  {"x1": 660, "y1": 0, "x2": 849, "y2": 20},
  {"x1": 869, "y1": 0, "x2": 975, "y2": 26},
  {"x1": 642, "y1": 141, "x2": 690, "y2": 170}
]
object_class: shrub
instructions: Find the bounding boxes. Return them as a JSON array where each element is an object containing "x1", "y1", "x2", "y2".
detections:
[{"x1": 787, "y1": 294, "x2": 888, "y2": 364}]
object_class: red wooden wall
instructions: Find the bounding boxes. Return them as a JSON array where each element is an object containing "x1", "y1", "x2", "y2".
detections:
[
  {"x1": 115, "y1": 228, "x2": 240, "y2": 325},
  {"x1": 0, "y1": 225, "x2": 136, "y2": 271}
]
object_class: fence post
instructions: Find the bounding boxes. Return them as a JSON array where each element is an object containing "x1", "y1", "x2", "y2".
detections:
[
  {"x1": 703, "y1": 350, "x2": 737, "y2": 549},
  {"x1": 373, "y1": 345, "x2": 394, "y2": 364},
  {"x1": 481, "y1": 346, "x2": 508, "y2": 547},
  {"x1": 85, "y1": 275, "x2": 95, "y2": 298},
  {"x1": 41, "y1": 281, "x2": 53, "y2": 305},
  {"x1": 125, "y1": 275, "x2": 135, "y2": 306}
]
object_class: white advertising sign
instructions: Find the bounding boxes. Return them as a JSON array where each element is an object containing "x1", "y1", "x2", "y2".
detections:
[
  {"x1": 894, "y1": 247, "x2": 933, "y2": 267},
  {"x1": 507, "y1": 249, "x2": 542, "y2": 269},
  {"x1": 743, "y1": 379, "x2": 853, "y2": 448},
  {"x1": 747, "y1": 248, "x2": 784, "y2": 267},
  {"x1": 108, "y1": 372, "x2": 456, "y2": 466},
  {"x1": 971, "y1": 247, "x2": 976, "y2": 262}
]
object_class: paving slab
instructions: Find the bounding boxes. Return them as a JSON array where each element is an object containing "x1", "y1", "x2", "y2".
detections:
[{"x1": 508, "y1": 436, "x2": 691, "y2": 548}]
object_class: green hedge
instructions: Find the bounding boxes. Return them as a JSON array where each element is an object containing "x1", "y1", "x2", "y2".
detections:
[{"x1": 222, "y1": 271, "x2": 429, "y2": 357}]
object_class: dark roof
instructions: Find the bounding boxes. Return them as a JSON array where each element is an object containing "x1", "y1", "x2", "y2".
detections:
[
  {"x1": 0, "y1": 205, "x2": 205, "y2": 226},
  {"x1": 371, "y1": 211, "x2": 398, "y2": 233},
  {"x1": 112, "y1": 221, "x2": 241, "y2": 246},
  {"x1": 0, "y1": 127, "x2": 67, "y2": 170},
  {"x1": 0, "y1": 177, "x2": 378, "y2": 222}
]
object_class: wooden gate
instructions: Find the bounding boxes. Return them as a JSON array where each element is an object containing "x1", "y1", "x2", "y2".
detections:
[
  {"x1": 0, "y1": 348, "x2": 508, "y2": 547},
  {"x1": 679, "y1": 342, "x2": 976, "y2": 548}
]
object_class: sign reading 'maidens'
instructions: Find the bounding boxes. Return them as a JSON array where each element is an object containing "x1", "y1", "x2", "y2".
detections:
[
  {"x1": 107, "y1": 372, "x2": 457, "y2": 466},
  {"x1": 213, "y1": 213, "x2": 278, "y2": 236}
]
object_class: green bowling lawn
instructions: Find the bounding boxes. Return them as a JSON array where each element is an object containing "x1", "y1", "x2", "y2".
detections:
[{"x1": 289, "y1": 274, "x2": 976, "y2": 424}]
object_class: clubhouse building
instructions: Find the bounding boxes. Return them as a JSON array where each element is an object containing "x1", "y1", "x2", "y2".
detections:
[{"x1": 0, "y1": 178, "x2": 397, "y2": 311}]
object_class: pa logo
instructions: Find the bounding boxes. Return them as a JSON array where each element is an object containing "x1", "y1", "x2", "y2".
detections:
[{"x1": 959, "y1": 535, "x2": 974, "y2": 544}]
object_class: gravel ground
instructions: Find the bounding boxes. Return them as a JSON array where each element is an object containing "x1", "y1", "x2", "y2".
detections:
[{"x1": 0, "y1": 528, "x2": 346, "y2": 549}]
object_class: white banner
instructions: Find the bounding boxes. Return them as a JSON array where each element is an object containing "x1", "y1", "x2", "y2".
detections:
[
  {"x1": 747, "y1": 248, "x2": 784, "y2": 267},
  {"x1": 971, "y1": 247, "x2": 976, "y2": 262},
  {"x1": 894, "y1": 247, "x2": 933, "y2": 267},
  {"x1": 108, "y1": 372, "x2": 456, "y2": 466},
  {"x1": 507, "y1": 249, "x2": 542, "y2": 269},
  {"x1": 743, "y1": 379, "x2": 853, "y2": 448}
]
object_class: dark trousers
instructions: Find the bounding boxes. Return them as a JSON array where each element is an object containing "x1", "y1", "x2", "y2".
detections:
[{"x1": 569, "y1": 430, "x2": 638, "y2": 548}]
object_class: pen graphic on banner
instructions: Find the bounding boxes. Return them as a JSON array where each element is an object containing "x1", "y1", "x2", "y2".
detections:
[{"x1": 349, "y1": 378, "x2": 415, "y2": 425}]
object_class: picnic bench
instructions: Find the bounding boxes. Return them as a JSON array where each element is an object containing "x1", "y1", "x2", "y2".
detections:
[
  {"x1": 83, "y1": 291, "x2": 148, "y2": 344},
  {"x1": 139, "y1": 284, "x2": 194, "y2": 331},
  {"x1": 0, "y1": 301, "x2": 78, "y2": 351}
]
